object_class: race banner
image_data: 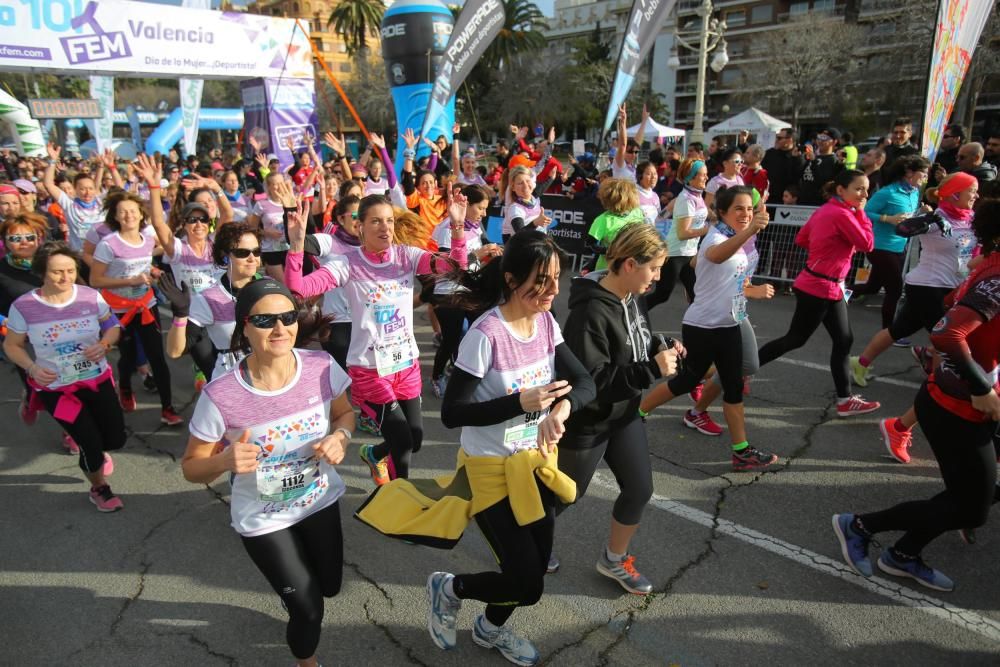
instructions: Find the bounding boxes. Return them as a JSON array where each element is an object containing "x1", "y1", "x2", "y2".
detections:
[
  {"x1": 241, "y1": 78, "x2": 319, "y2": 171},
  {"x1": 85, "y1": 75, "x2": 115, "y2": 153},
  {"x1": 179, "y1": 78, "x2": 205, "y2": 157},
  {"x1": 485, "y1": 195, "x2": 603, "y2": 270},
  {"x1": 601, "y1": 0, "x2": 677, "y2": 134},
  {"x1": 420, "y1": 0, "x2": 505, "y2": 141},
  {"x1": 0, "y1": 0, "x2": 313, "y2": 80},
  {"x1": 920, "y1": 0, "x2": 992, "y2": 163}
]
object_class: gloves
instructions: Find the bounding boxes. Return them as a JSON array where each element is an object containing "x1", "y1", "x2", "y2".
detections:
[
  {"x1": 895, "y1": 211, "x2": 947, "y2": 238},
  {"x1": 157, "y1": 271, "x2": 191, "y2": 318}
]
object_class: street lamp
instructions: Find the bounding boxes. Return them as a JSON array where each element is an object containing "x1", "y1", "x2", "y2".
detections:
[{"x1": 669, "y1": 0, "x2": 727, "y2": 144}]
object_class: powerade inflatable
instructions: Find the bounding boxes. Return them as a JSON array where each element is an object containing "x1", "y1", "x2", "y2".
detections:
[
  {"x1": 381, "y1": 0, "x2": 455, "y2": 171},
  {"x1": 145, "y1": 108, "x2": 244, "y2": 155}
]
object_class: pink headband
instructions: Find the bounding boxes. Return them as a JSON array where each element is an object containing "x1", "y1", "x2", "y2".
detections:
[{"x1": 938, "y1": 172, "x2": 977, "y2": 199}]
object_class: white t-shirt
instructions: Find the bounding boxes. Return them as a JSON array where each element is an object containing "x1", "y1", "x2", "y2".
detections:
[
  {"x1": 502, "y1": 198, "x2": 544, "y2": 236},
  {"x1": 638, "y1": 186, "x2": 659, "y2": 225},
  {"x1": 93, "y1": 231, "x2": 157, "y2": 306},
  {"x1": 905, "y1": 213, "x2": 978, "y2": 289},
  {"x1": 57, "y1": 191, "x2": 105, "y2": 251},
  {"x1": 455, "y1": 308, "x2": 562, "y2": 458},
  {"x1": 189, "y1": 348, "x2": 350, "y2": 537},
  {"x1": 318, "y1": 244, "x2": 426, "y2": 372},
  {"x1": 84, "y1": 222, "x2": 113, "y2": 247},
  {"x1": 431, "y1": 220, "x2": 483, "y2": 296},
  {"x1": 666, "y1": 189, "x2": 708, "y2": 257},
  {"x1": 311, "y1": 233, "x2": 356, "y2": 323},
  {"x1": 705, "y1": 173, "x2": 744, "y2": 195},
  {"x1": 163, "y1": 237, "x2": 221, "y2": 294},
  {"x1": 7, "y1": 285, "x2": 113, "y2": 389},
  {"x1": 612, "y1": 161, "x2": 637, "y2": 182},
  {"x1": 253, "y1": 199, "x2": 289, "y2": 253},
  {"x1": 683, "y1": 226, "x2": 750, "y2": 329},
  {"x1": 188, "y1": 280, "x2": 242, "y2": 379}
]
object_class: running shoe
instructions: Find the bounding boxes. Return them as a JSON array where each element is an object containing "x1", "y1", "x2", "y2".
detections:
[
  {"x1": 359, "y1": 444, "x2": 391, "y2": 486},
  {"x1": 892, "y1": 337, "x2": 912, "y2": 348},
  {"x1": 119, "y1": 388, "x2": 137, "y2": 412},
  {"x1": 683, "y1": 410, "x2": 723, "y2": 436},
  {"x1": 429, "y1": 375, "x2": 447, "y2": 399},
  {"x1": 62, "y1": 432, "x2": 80, "y2": 455},
  {"x1": 193, "y1": 370, "x2": 207, "y2": 393},
  {"x1": 831, "y1": 513, "x2": 873, "y2": 577},
  {"x1": 358, "y1": 414, "x2": 382, "y2": 437},
  {"x1": 958, "y1": 528, "x2": 977, "y2": 545},
  {"x1": 161, "y1": 407, "x2": 184, "y2": 426},
  {"x1": 849, "y1": 356, "x2": 871, "y2": 388},
  {"x1": 877, "y1": 549, "x2": 954, "y2": 592},
  {"x1": 142, "y1": 373, "x2": 158, "y2": 393},
  {"x1": 732, "y1": 446, "x2": 778, "y2": 471},
  {"x1": 89, "y1": 484, "x2": 124, "y2": 512},
  {"x1": 879, "y1": 418, "x2": 912, "y2": 464},
  {"x1": 427, "y1": 572, "x2": 461, "y2": 650},
  {"x1": 472, "y1": 614, "x2": 539, "y2": 666},
  {"x1": 689, "y1": 381, "x2": 704, "y2": 403},
  {"x1": 546, "y1": 553, "x2": 560, "y2": 574},
  {"x1": 19, "y1": 391, "x2": 38, "y2": 426},
  {"x1": 911, "y1": 345, "x2": 934, "y2": 376},
  {"x1": 102, "y1": 452, "x2": 114, "y2": 477},
  {"x1": 836, "y1": 395, "x2": 880, "y2": 417},
  {"x1": 596, "y1": 552, "x2": 653, "y2": 595}
]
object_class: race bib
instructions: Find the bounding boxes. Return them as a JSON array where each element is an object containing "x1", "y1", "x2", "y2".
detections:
[
  {"x1": 839, "y1": 281, "x2": 853, "y2": 303},
  {"x1": 56, "y1": 348, "x2": 101, "y2": 385},
  {"x1": 374, "y1": 336, "x2": 414, "y2": 377},
  {"x1": 504, "y1": 409, "x2": 546, "y2": 453},
  {"x1": 731, "y1": 294, "x2": 748, "y2": 322},
  {"x1": 256, "y1": 455, "x2": 319, "y2": 503}
]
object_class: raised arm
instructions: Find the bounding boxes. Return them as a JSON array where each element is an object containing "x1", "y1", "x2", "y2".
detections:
[
  {"x1": 323, "y1": 132, "x2": 352, "y2": 185},
  {"x1": 100, "y1": 149, "x2": 125, "y2": 189},
  {"x1": 614, "y1": 105, "x2": 628, "y2": 170},
  {"x1": 705, "y1": 210, "x2": 768, "y2": 264},
  {"x1": 370, "y1": 132, "x2": 398, "y2": 190},
  {"x1": 451, "y1": 121, "x2": 461, "y2": 170},
  {"x1": 135, "y1": 154, "x2": 175, "y2": 255},
  {"x1": 42, "y1": 143, "x2": 63, "y2": 202},
  {"x1": 634, "y1": 105, "x2": 649, "y2": 147},
  {"x1": 284, "y1": 199, "x2": 341, "y2": 297}
]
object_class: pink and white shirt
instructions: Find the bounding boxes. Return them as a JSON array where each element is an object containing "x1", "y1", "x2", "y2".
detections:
[
  {"x1": 188, "y1": 279, "x2": 241, "y2": 378},
  {"x1": 455, "y1": 308, "x2": 562, "y2": 457},
  {"x1": 93, "y1": 231, "x2": 157, "y2": 306},
  {"x1": 7, "y1": 285, "x2": 113, "y2": 388},
  {"x1": 252, "y1": 199, "x2": 289, "y2": 253},
  {"x1": 189, "y1": 348, "x2": 351, "y2": 536},
  {"x1": 163, "y1": 237, "x2": 220, "y2": 294}
]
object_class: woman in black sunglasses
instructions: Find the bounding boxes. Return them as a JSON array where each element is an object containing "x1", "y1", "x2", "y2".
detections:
[
  {"x1": 162, "y1": 222, "x2": 262, "y2": 381},
  {"x1": 182, "y1": 278, "x2": 354, "y2": 667}
]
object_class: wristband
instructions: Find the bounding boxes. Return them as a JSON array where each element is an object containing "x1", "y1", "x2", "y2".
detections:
[
  {"x1": 100, "y1": 340, "x2": 112, "y2": 351},
  {"x1": 334, "y1": 427, "x2": 353, "y2": 441},
  {"x1": 402, "y1": 149, "x2": 416, "y2": 160},
  {"x1": 148, "y1": 185, "x2": 161, "y2": 190},
  {"x1": 172, "y1": 317, "x2": 188, "y2": 328}
]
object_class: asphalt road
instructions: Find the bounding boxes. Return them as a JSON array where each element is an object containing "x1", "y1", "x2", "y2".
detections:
[{"x1": 3, "y1": 279, "x2": 1000, "y2": 666}]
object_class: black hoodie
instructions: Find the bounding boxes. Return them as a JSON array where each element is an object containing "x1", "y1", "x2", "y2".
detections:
[{"x1": 562, "y1": 273, "x2": 662, "y2": 445}]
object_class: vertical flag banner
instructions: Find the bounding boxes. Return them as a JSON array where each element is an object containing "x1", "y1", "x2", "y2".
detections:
[
  {"x1": 124, "y1": 105, "x2": 143, "y2": 152},
  {"x1": 86, "y1": 75, "x2": 115, "y2": 153},
  {"x1": 419, "y1": 0, "x2": 505, "y2": 141},
  {"x1": 602, "y1": 0, "x2": 677, "y2": 135},
  {"x1": 179, "y1": 78, "x2": 205, "y2": 157},
  {"x1": 920, "y1": 0, "x2": 992, "y2": 163}
]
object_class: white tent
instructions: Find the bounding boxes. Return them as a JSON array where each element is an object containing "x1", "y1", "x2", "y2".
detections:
[
  {"x1": 707, "y1": 107, "x2": 792, "y2": 150},
  {"x1": 627, "y1": 118, "x2": 686, "y2": 139}
]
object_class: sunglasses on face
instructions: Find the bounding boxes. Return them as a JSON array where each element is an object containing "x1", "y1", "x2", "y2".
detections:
[
  {"x1": 186, "y1": 215, "x2": 210, "y2": 225},
  {"x1": 6, "y1": 234, "x2": 37, "y2": 243},
  {"x1": 246, "y1": 310, "x2": 298, "y2": 329},
  {"x1": 731, "y1": 158, "x2": 744, "y2": 164},
  {"x1": 230, "y1": 247, "x2": 262, "y2": 258}
]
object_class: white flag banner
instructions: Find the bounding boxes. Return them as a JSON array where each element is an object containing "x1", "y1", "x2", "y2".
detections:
[
  {"x1": 178, "y1": 0, "x2": 211, "y2": 157},
  {"x1": 85, "y1": 75, "x2": 115, "y2": 153}
]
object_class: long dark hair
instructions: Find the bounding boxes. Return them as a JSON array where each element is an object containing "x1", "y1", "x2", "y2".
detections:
[
  {"x1": 821, "y1": 169, "x2": 867, "y2": 201},
  {"x1": 442, "y1": 230, "x2": 566, "y2": 312},
  {"x1": 885, "y1": 155, "x2": 931, "y2": 184},
  {"x1": 973, "y1": 198, "x2": 1000, "y2": 255}
]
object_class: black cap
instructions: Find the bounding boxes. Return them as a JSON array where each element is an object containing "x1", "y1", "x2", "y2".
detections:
[
  {"x1": 181, "y1": 202, "x2": 211, "y2": 219},
  {"x1": 234, "y1": 278, "x2": 297, "y2": 327}
]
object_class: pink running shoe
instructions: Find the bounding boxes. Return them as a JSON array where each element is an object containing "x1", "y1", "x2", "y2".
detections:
[
  {"x1": 837, "y1": 395, "x2": 881, "y2": 417},
  {"x1": 19, "y1": 392, "x2": 38, "y2": 426},
  {"x1": 62, "y1": 433, "x2": 80, "y2": 455},
  {"x1": 89, "y1": 484, "x2": 123, "y2": 512},
  {"x1": 683, "y1": 410, "x2": 724, "y2": 436},
  {"x1": 102, "y1": 452, "x2": 114, "y2": 477},
  {"x1": 689, "y1": 382, "x2": 704, "y2": 403},
  {"x1": 879, "y1": 418, "x2": 912, "y2": 463}
]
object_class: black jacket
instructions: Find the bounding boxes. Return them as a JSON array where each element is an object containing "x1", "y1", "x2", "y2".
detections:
[
  {"x1": 0, "y1": 259, "x2": 42, "y2": 317},
  {"x1": 761, "y1": 148, "x2": 805, "y2": 205},
  {"x1": 562, "y1": 273, "x2": 662, "y2": 443}
]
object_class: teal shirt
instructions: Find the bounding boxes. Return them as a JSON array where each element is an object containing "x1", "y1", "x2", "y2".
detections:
[{"x1": 865, "y1": 181, "x2": 919, "y2": 253}]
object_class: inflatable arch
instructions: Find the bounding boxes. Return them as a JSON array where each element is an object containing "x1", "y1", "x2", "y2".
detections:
[{"x1": 0, "y1": 89, "x2": 46, "y2": 157}]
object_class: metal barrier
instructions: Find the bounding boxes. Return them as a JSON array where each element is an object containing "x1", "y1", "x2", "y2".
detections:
[{"x1": 756, "y1": 205, "x2": 816, "y2": 284}]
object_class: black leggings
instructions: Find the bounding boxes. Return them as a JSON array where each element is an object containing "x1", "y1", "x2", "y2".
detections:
[
  {"x1": 35, "y1": 377, "x2": 127, "y2": 474},
  {"x1": 758, "y1": 288, "x2": 853, "y2": 398},
  {"x1": 707, "y1": 318, "x2": 759, "y2": 387},
  {"x1": 432, "y1": 306, "x2": 476, "y2": 380},
  {"x1": 859, "y1": 385, "x2": 997, "y2": 555},
  {"x1": 670, "y1": 324, "x2": 744, "y2": 404},
  {"x1": 320, "y1": 322, "x2": 351, "y2": 371},
  {"x1": 118, "y1": 306, "x2": 172, "y2": 408},
  {"x1": 240, "y1": 501, "x2": 343, "y2": 660},
  {"x1": 646, "y1": 255, "x2": 695, "y2": 311},
  {"x1": 367, "y1": 397, "x2": 423, "y2": 479},
  {"x1": 185, "y1": 322, "x2": 217, "y2": 380},
  {"x1": 558, "y1": 417, "x2": 653, "y2": 525},
  {"x1": 858, "y1": 249, "x2": 905, "y2": 329},
  {"x1": 453, "y1": 483, "x2": 554, "y2": 627},
  {"x1": 887, "y1": 284, "x2": 952, "y2": 341}
]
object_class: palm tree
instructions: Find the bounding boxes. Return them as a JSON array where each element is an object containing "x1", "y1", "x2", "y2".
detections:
[
  {"x1": 327, "y1": 0, "x2": 386, "y2": 58},
  {"x1": 485, "y1": 0, "x2": 549, "y2": 70}
]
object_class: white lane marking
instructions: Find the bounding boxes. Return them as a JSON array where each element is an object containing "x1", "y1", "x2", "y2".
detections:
[
  {"x1": 775, "y1": 357, "x2": 922, "y2": 389},
  {"x1": 591, "y1": 474, "x2": 1000, "y2": 643}
]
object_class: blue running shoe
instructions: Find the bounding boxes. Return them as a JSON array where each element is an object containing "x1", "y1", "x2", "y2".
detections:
[
  {"x1": 832, "y1": 514, "x2": 873, "y2": 576},
  {"x1": 472, "y1": 614, "x2": 539, "y2": 666},
  {"x1": 427, "y1": 572, "x2": 461, "y2": 650},
  {"x1": 877, "y1": 550, "x2": 954, "y2": 592}
]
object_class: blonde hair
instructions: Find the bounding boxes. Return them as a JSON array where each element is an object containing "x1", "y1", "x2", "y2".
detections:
[
  {"x1": 597, "y1": 178, "x2": 640, "y2": 215},
  {"x1": 501, "y1": 165, "x2": 534, "y2": 202},
  {"x1": 605, "y1": 222, "x2": 667, "y2": 274},
  {"x1": 392, "y1": 207, "x2": 434, "y2": 249}
]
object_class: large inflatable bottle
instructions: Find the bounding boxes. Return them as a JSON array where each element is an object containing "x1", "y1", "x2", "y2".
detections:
[{"x1": 380, "y1": 0, "x2": 455, "y2": 172}]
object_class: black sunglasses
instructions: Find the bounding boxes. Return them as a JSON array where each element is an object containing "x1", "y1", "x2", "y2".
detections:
[
  {"x1": 185, "y1": 215, "x2": 210, "y2": 224},
  {"x1": 6, "y1": 234, "x2": 37, "y2": 243},
  {"x1": 246, "y1": 310, "x2": 298, "y2": 329},
  {"x1": 230, "y1": 247, "x2": 262, "y2": 258}
]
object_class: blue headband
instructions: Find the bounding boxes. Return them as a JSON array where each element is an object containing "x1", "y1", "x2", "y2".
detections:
[{"x1": 685, "y1": 160, "x2": 706, "y2": 183}]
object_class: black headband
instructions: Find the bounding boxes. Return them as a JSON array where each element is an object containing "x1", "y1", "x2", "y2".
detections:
[{"x1": 234, "y1": 278, "x2": 296, "y2": 326}]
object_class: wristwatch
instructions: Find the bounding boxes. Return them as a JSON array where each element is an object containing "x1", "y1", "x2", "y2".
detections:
[{"x1": 334, "y1": 427, "x2": 353, "y2": 441}]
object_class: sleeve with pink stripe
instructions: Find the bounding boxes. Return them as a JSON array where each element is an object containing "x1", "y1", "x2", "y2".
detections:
[
  {"x1": 284, "y1": 251, "x2": 340, "y2": 298},
  {"x1": 416, "y1": 234, "x2": 468, "y2": 274}
]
